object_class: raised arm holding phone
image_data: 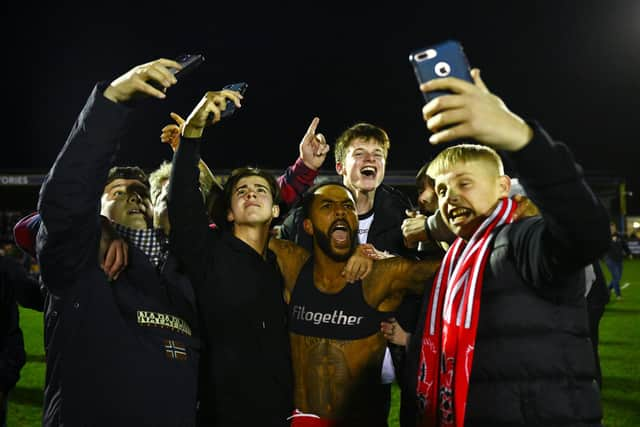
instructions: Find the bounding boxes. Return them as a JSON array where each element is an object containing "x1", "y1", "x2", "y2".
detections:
[{"x1": 400, "y1": 40, "x2": 609, "y2": 427}]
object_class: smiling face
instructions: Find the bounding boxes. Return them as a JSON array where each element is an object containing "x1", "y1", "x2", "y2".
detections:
[
  {"x1": 336, "y1": 138, "x2": 387, "y2": 194},
  {"x1": 303, "y1": 184, "x2": 359, "y2": 262},
  {"x1": 433, "y1": 159, "x2": 510, "y2": 241},
  {"x1": 226, "y1": 175, "x2": 279, "y2": 227},
  {"x1": 100, "y1": 178, "x2": 153, "y2": 230}
]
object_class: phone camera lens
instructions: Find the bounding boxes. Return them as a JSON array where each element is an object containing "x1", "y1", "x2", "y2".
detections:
[{"x1": 434, "y1": 62, "x2": 451, "y2": 77}]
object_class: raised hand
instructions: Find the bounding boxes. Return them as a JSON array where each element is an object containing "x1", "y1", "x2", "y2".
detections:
[
  {"x1": 160, "y1": 112, "x2": 185, "y2": 151},
  {"x1": 299, "y1": 117, "x2": 330, "y2": 170},
  {"x1": 103, "y1": 58, "x2": 181, "y2": 103},
  {"x1": 182, "y1": 89, "x2": 244, "y2": 139},
  {"x1": 420, "y1": 68, "x2": 533, "y2": 151}
]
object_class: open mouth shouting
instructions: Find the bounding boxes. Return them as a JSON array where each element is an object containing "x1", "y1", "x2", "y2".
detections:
[
  {"x1": 360, "y1": 166, "x2": 377, "y2": 178},
  {"x1": 329, "y1": 220, "x2": 352, "y2": 248},
  {"x1": 447, "y1": 206, "x2": 473, "y2": 225}
]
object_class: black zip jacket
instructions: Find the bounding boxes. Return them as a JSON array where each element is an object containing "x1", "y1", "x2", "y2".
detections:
[
  {"x1": 37, "y1": 85, "x2": 200, "y2": 427},
  {"x1": 402, "y1": 123, "x2": 610, "y2": 426}
]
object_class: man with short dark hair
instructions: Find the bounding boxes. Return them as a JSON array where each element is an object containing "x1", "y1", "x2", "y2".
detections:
[
  {"x1": 37, "y1": 58, "x2": 200, "y2": 426},
  {"x1": 168, "y1": 89, "x2": 295, "y2": 426},
  {"x1": 279, "y1": 122, "x2": 420, "y2": 421},
  {"x1": 268, "y1": 182, "x2": 440, "y2": 426}
]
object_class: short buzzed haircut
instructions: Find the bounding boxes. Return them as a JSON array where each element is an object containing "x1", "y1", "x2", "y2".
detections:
[
  {"x1": 105, "y1": 166, "x2": 149, "y2": 189},
  {"x1": 301, "y1": 182, "x2": 355, "y2": 220},
  {"x1": 427, "y1": 144, "x2": 504, "y2": 178}
]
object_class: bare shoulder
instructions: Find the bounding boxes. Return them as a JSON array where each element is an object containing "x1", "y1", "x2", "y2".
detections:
[
  {"x1": 268, "y1": 237, "x2": 310, "y2": 291},
  {"x1": 269, "y1": 238, "x2": 309, "y2": 262}
]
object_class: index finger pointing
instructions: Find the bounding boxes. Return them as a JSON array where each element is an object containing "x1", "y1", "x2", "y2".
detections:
[
  {"x1": 170, "y1": 112, "x2": 185, "y2": 126},
  {"x1": 306, "y1": 117, "x2": 320, "y2": 136}
]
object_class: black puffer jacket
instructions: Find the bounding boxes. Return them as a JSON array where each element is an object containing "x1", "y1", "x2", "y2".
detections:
[
  {"x1": 402, "y1": 123, "x2": 610, "y2": 427},
  {"x1": 463, "y1": 219, "x2": 602, "y2": 426}
]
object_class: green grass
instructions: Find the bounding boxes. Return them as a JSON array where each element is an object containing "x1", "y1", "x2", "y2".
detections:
[
  {"x1": 7, "y1": 260, "x2": 640, "y2": 426},
  {"x1": 7, "y1": 305, "x2": 44, "y2": 426},
  {"x1": 598, "y1": 259, "x2": 640, "y2": 427}
]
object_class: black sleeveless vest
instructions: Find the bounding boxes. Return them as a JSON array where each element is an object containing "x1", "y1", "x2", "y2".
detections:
[{"x1": 288, "y1": 258, "x2": 387, "y2": 340}]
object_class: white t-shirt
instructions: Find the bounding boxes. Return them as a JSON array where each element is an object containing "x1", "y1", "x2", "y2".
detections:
[
  {"x1": 358, "y1": 210, "x2": 374, "y2": 244},
  {"x1": 358, "y1": 209, "x2": 396, "y2": 384}
]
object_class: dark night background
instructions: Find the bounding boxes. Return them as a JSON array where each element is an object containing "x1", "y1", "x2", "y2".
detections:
[{"x1": 4, "y1": 1, "x2": 640, "y2": 213}]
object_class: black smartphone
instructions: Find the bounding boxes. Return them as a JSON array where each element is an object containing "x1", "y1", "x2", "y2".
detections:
[
  {"x1": 172, "y1": 53, "x2": 205, "y2": 79},
  {"x1": 409, "y1": 40, "x2": 472, "y2": 104},
  {"x1": 220, "y1": 82, "x2": 248, "y2": 118},
  {"x1": 146, "y1": 53, "x2": 205, "y2": 91}
]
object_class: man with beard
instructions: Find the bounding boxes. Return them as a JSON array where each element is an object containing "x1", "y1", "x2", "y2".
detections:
[
  {"x1": 278, "y1": 123, "x2": 423, "y2": 420},
  {"x1": 268, "y1": 182, "x2": 440, "y2": 426}
]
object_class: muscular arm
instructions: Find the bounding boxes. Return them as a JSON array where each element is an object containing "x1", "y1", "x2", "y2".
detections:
[
  {"x1": 388, "y1": 257, "x2": 440, "y2": 295},
  {"x1": 364, "y1": 257, "x2": 440, "y2": 308},
  {"x1": 267, "y1": 238, "x2": 309, "y2": 300}
]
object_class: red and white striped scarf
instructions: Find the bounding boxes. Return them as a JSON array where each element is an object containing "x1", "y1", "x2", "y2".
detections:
[{"x1": 417, "y1": 198, "x2": 517, "y2": 427}]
